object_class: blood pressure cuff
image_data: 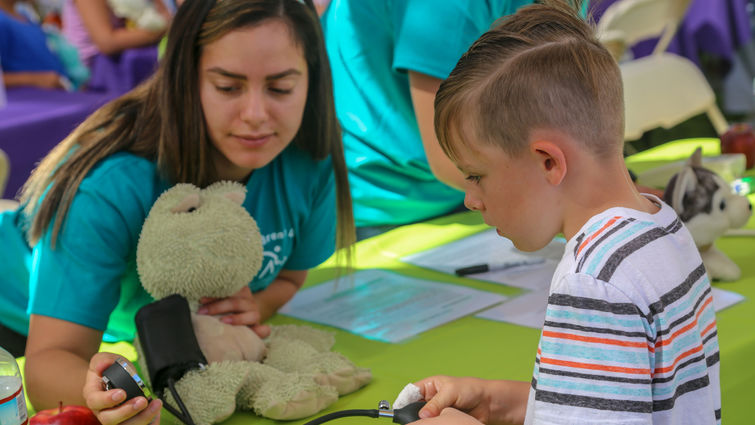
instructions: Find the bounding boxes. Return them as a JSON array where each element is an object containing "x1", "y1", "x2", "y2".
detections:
[{"x1": 135, "y1": 294, "x2": 207, "y2": 397}]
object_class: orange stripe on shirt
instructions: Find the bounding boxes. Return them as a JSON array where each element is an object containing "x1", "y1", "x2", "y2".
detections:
[
  {"x1": 542, "y1": 330, "x2": 650, "y2": 349},
  {"x1": 577, "y1": 216, "x2": 622, "y2": 256},
  {"x1": 540, "y1": 356, "x2": 651, "y2": 375},
  {"x1": 655, "y1": 296, "x2": 713, "y2": 349},
  {"x1": 654, "y1": 345, "x2": 704, "y2": 375},
  {"x1": 700, "y1": 321, "x2": 716, "y2": 339}
]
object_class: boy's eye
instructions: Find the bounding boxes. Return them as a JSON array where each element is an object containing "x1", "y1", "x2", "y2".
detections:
[{"x1": 465, "y1": 174, "x2": 481, "y2": 184}]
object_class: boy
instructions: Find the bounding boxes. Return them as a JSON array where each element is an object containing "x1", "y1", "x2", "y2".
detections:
[{"x1": 411, "y1": 1, "x2": 721, "y2": 424}]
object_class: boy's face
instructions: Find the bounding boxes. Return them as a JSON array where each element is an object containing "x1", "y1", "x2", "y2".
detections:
[{"x1": 453, "y1": 134, "x2": 558, "y2": 252}]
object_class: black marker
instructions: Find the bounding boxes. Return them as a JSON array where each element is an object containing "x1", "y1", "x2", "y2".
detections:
[{"x1": 454, "y1": 258, "x2": 545, "y2": 276}]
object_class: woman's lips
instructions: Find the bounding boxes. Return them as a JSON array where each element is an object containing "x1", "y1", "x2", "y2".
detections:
[{"x1": 233, "y1": 133, "x2": 272, "y2": 147}]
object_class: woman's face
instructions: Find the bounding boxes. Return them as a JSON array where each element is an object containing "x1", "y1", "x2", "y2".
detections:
[{"x1": 199, "y1": 19, "x2": 309, "y2": 181}]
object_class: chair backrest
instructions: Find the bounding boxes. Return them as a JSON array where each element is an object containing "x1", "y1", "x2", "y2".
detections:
[
  {"x1": 596, "y1": 0, "x2": 693, "y2": 56},
  {"x1": 621, "y1": 53, "x2": 729, "y2": 141}
]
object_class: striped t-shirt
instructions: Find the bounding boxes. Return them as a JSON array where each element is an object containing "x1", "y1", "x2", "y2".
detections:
[{"x1": 524, "y1": 196, "x2": 721, "y2": 424}]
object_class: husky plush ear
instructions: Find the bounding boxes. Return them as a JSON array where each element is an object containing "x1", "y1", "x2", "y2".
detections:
[
  {"x1": 668, "y1": 165, "x2": 698, "y2": 216},
  {"x1": 687, "y1": 147, "x2": 703, "y2": 167},
  {"x1": 664, "y1": 147, "x2": 704, "y2": 215}
]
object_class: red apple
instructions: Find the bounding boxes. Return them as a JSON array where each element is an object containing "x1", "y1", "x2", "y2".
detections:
[
  {"x1": 29, "y1": 402, "x2": 100, "y2": 425},
  {"x1": 720, "y1": 123, "x2": 755, "y2": 169}
]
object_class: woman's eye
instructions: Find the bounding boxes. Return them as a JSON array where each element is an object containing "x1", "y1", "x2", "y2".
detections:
[
  {"x1": 216, "y1": 85, "x2": 239, "y2": 93},
  {"x1": 465, "y1": 175, "x2": 481, "y2": 184},
  {"x1": 269, "y1": 87, "x2": 293, "y2": 95}
]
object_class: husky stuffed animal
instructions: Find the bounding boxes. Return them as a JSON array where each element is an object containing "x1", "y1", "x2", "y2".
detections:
[{"x1": 663, "y1": 148, "x2": 753, "y2": 281}]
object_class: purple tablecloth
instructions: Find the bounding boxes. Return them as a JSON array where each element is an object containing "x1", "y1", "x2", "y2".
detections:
[
  {"x1": 590, "y1": 0, "x2": 752, "y2": 66},
  {"x1": 87, "y1": 45, "x2": 159, "y2": 96},
  {"x1": 0, "y1": 87, "x2": 116, "y2": 199}
]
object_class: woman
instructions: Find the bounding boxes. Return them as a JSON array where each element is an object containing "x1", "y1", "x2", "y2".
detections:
[{"x1": 0, "y1": 0, "x2": 353, "y2": 421}]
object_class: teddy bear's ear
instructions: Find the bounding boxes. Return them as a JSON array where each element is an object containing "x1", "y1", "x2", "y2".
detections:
[
  {"x1": 204, "y1": 181, "x2": 247, "y2": 206},
  {"x1": 670, "y1": 166, "x2": 698, "y2": 215},
  {"x1": 687, "y1": 147, "x2": 703, "y2": 167},
  {"x1": 223, "y1": 191, "x2": 245, "y2": 206},
  {"x1": 169, "y1": 193, "x2": 201, "y2": 214}
]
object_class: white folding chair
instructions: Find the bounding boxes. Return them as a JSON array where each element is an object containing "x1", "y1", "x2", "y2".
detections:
[
  {"x1": 596, "y1": 0, "x2": 729, "y2": 142},
  {"x1": 0, "y1": 149, "x2": 20, "y2": 212}
]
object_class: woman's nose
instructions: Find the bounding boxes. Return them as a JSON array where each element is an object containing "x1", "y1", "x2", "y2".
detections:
[{"x1": 241, "y1": 92, "x2": 267, "y2": 125}]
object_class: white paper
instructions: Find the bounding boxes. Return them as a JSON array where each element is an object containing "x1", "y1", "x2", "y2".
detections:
[
  {"x1": 476, "y1": 285, "x2": 745, "y2": 330},
  {"x1": 711, "y1": 287, "x2": 746, "y2": 311},
  {"x1": 476, "y1": 289, "x2": 549, "y2": 329},
  {"x1": 279, "y1": 269, "x2": 507, "y2": 343},
  {"x1": 402, "y1": 229, "x2": 565, "y2": 291}
]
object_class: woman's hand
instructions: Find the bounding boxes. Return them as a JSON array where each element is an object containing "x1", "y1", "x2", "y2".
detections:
[
  {"x1": 198, "y1": 286, "x2": 270, "y2": 338},
  {"x1": 83, "y1": 352, "x2": 162, "y2": 425}
]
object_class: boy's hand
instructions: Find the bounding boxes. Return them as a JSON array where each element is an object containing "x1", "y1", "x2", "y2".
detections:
[
  {"x1": 83, "y1": 352, "x2": 162, "y2": 425},
  {"x1": 411, "y1": 407, "x2": 483, "y2": 424},
  {"x1": 198, "y1": 286, "x2": 270, "y2": 338},
  {"x1": 414, "y1": 376, "x2": 491, "y2": 422}
]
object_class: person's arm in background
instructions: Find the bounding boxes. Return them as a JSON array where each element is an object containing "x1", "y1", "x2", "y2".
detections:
[
  {"x1": 72, "y1": 0, "x2": 167, "y2": 55},
  {"x1": 3, "y1": 71, "x2": 65, "y2": 89},
  {"x1": 409, "y1": 71, "x2": 466, "y2": 191}
]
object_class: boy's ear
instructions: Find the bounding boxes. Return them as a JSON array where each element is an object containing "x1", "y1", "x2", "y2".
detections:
[{"x1": 530, "y1": 140, "x2": 567, "y2": 186}]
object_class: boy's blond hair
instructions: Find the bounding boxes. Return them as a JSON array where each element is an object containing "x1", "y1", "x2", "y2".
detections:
[{"x1": 435, "y1": 0, "x2": 624, "y2": 160}]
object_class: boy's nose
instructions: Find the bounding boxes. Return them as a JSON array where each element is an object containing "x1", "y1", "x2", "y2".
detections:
[{"x1": 464, "y1": 193, "x2": 483, "y2": 211}]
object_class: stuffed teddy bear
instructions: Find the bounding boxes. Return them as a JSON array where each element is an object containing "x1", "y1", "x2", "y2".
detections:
[
  {"x1": 134, "y1": 181, "x2": 371, "y2": 425},
  {"x1": 663, "y1": 148, "x2": 753, "y2": 281},
  {"x1": 106, "y1": 0, "x2": 167, "y2": 32}
]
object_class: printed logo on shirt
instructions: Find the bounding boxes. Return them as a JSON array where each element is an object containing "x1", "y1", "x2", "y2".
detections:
[{"x1": 258, "y1": 228, "x2": 295, "y2": 278}]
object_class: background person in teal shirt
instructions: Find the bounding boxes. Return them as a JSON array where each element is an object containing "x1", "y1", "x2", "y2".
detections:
[
  {"x1": 0, "y1": 0, "x2": 354, "y2": 419},
  {"x1": 322, "y1": 0, "x2": 536, "y2": 236}
]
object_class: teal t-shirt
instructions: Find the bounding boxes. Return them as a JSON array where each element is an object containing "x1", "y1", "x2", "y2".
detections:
[
  {"x1": 323, "y1": 0, "x2": 534, "y2": 227},
  {"x1": 0, "y1": 145, "x2": 336, "y2": 341}
]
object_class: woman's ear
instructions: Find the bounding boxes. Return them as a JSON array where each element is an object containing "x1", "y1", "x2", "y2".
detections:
[{"x1": 530, "y1": 140, "x2": 567, "y2": 186}]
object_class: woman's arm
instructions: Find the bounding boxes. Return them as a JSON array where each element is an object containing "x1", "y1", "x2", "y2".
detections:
[
  {"x1": 23, "y1": 315, "x2": 104, "y2": 409},
  {"x1": 73, "y1": 0, "x2": 166, "y2": 55},
  {"x1": 253, "y1": 269, "x2": 307, "y2": 321},
  {"x1": 408, "y1": 70, "x2": 466, "y2": 190}
]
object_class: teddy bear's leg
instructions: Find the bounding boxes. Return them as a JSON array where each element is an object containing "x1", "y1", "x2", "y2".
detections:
[
  {"x1": 264, "y1": 339, "x2": 372, "y2": 396},
  {"x1": 163, "y1": 361, "x2": 250, "y2": 425},
  {"x1": 235, "y1": 361, "x2": 338, "y2": 420},
  {"x1": 236, "y1": 362, "x2": 284, "y2": 408},
  {"x1": 267, "y1": 324, "x2": 336, "y2": 352},
  {"x1": 701, "y1": 245, "x2": 742, "y2": 281},
  {"x1": 309, "y1": 351, "x2": 373, "y2": 395},
  {"x1": 252, "y1": 373, "x2": 339, "y2": 420}
]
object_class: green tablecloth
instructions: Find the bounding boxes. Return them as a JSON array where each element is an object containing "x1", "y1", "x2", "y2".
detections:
[{"x1": 22, "y1": 138, "x2": 755, "y2": 424}]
